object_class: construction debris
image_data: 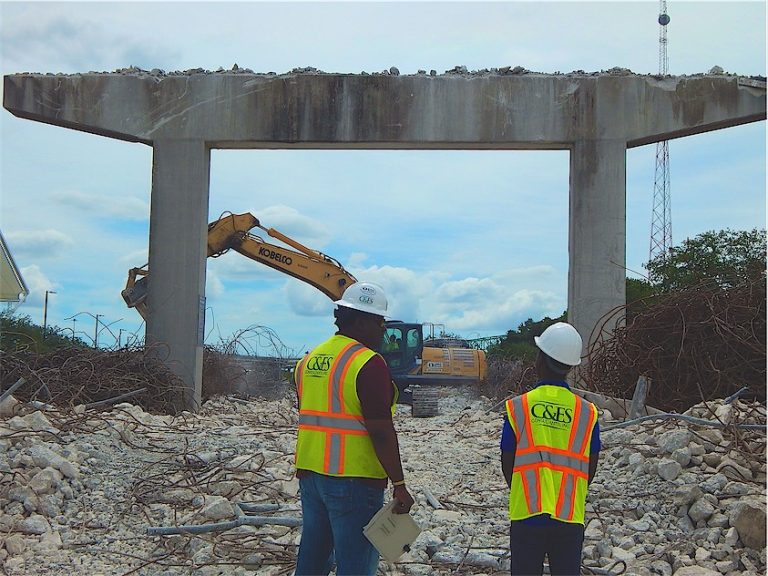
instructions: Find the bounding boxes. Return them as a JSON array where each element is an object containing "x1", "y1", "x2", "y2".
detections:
[
  {"x1": 0, "y1": 345, "x2": 290, "y2": 414},
  {"x1": 584, "y1": 276, "x2": 766, "y2": 413},
  {"x1": 0, "y1": 384, "x2": 764, "y2": 575},
  {"x1": 0, "y1": 346, "x2": 188, "y2": 414}
]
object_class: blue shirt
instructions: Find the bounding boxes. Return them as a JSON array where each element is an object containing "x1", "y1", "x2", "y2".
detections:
[{"x1": 500, "y1": 380, "x2": 601, "y2": 525}]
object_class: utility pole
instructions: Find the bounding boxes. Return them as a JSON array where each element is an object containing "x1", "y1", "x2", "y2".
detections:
[
  {"x1": 94, "y1": 314, "x2": 102, "y2": 348},
  {"x1": 649, "y1": 0, "x2": 672, "y2": 262},
  {"x1": 43, "y1": 290, "x2": 57, "y2": 336}
]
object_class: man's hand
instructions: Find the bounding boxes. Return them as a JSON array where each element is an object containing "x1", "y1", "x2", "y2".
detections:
[{"x1": 392, "y1": 484, "x2": 414, "y2": 514}]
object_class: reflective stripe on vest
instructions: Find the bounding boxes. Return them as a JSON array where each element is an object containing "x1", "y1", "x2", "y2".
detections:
[
  {"x1": 294, "y1": 355, "x2": 309, "y2": 398},
  {"x1": 295, "y1": 335, "x2": 394, "y2": 478},
  {"x1": 299, "y1": 340, "x2": 368, "y2": 475},
  {"x1": 506, "y1": 387, "x2": 597, "y2": 524}
]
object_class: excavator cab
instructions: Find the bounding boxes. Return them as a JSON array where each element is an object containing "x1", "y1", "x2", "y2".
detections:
[
  {"x1": 381, "y1": 321, "x2": 487, "y2": 407},
  {"x1": 381, "y1": 321, "x2": 424, "y2": 403}
]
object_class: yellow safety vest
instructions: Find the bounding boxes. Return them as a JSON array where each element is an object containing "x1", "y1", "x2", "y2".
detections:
[
  {"x1": 505, "y1": 385, "x2": 598, "y2": 525},
  {"x1": 294, "y1": 334, "x2": 397, "y2": 478}
]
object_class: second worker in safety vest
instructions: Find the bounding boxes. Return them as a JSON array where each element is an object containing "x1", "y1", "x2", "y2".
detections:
[
  {"x1": 293, "y1": 281, "x2": 414, "y2": 576},
  {"x1": 501, "y1": 322, "x2": 601, "y2": 576}
]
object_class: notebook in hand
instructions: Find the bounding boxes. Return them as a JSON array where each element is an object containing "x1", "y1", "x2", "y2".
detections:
[{"x1": 363, "y1": 500, "x2": 422, "y2": 562}]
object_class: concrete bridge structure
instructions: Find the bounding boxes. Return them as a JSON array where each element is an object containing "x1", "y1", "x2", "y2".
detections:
[{"x1": 4, "y1": 69, "x2": 765, "y2": 411}]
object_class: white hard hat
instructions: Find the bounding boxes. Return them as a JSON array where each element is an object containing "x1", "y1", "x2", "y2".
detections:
[
  {"x1": 534, "y1": 322, "x2": 583, "y2": 366},
  {"x1": 334, "y1": 282, "x2": 388, "y2": 317}
]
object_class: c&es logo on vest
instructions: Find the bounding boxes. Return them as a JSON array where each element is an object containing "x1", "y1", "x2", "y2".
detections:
[
  {"x1": 530, "y1": 401, "x2": 573, "y2": 429},
  {"x1": 306, "y1": 355, "x2": 333, "y2": 372}
]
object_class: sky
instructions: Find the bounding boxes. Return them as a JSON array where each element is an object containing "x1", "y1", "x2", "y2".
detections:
[{"x1": 1, "y1": 0, "x2": 765, "y2": 357}]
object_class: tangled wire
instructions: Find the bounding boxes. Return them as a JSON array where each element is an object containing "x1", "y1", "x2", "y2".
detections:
[
  {"x1": 583, "y1": 275, "x2": 766, "y2": 413},
  {"x1": 1, "y1": 344, "x2": 189, "y2": 414},
  {"x1": 1, "y1": 340, "x2": 295, "y2": 414},
  {"x1": 479, "y1": 358, "x2": 537, "y2": 401}
]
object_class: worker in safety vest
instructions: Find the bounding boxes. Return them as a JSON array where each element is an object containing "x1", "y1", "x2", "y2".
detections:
[
  {"x1": 385, "y1": 333, "x2": 400, "y2": 352},
  {"x1": 293, "y1": 281, "x2": 414, "y2": 576},
  {"x1": 500, "y1": 322, "x2": 601, "y2": 576}
]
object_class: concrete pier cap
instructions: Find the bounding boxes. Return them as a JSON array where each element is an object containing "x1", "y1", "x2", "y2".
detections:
[{"x1": 4, "y1": 66, "x2": 765, "y2": 411}]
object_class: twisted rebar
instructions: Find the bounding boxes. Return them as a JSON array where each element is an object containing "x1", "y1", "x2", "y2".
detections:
[{"x1": 583, "y1": 276, "x2": 766, "y2": 413}]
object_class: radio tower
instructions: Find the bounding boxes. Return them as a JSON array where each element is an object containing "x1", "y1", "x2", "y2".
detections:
[{"x1": 649, "y1": 1, "x2": 672, "y2": 261}]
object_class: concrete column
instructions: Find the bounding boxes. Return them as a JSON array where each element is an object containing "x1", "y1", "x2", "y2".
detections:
[
  {"x1": 146, "y1": 139, "x2": 210, "y2": 412},
  {"x1": 568, "y1": 139, "x2": 627, "y2": 358}
]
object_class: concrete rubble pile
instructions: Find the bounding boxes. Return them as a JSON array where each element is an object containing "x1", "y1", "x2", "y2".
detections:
[{"x1": 0, "y1": 387, "x2": 765, "y2": 575}]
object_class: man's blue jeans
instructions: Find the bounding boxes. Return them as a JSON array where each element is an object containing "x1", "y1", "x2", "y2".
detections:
[{"x1": 295, "y1": 472, "x2": 384, "y2": 576}]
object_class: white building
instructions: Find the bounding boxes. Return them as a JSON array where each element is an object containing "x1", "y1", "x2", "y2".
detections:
[{"x1": 0, "y1": 230, "x2": 28, "y2": 312}]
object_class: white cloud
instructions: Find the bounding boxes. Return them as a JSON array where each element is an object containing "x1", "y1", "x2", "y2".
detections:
[
  {"x1": 1, "y1": 7, "x2": 181, "y2": 74},
  {"x1": 346, "y1": 252, "x2": 370, "y2": 269},
  {"x1": 447, "y1": 289, "x2": 564, "y2": 332},
  {"x1": 285, "y1": 282, "x2": 336, "y2": 317},
  {"x1": 426, "y1": 276, "x2": 565, "y2": 334},
  {"x1": 51, "y1": 190, "x2": 148, "y2": 221},
  {"x1": 249, "y1": 204, "x2": 331, "y2": 247},
  {"x1": 1, "y1": 1, "x2": 764, "y2": 353},
  {"x1": 6, "y1": 230, "x2": 75, "y2": 260},
  {"x1": 281, "y1": 262, "x2": 568, "y2": 336},
  {"x1": 17, "y1": 265, "x2": 54, "y2": 306},
  {"x1": 205, "y1": 269, "x2": 226, "y2": 300},
  {"x1": 120, "y1": 249, "x2": 149, "y2": 267}
]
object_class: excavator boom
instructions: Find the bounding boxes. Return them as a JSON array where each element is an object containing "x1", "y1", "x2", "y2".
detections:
[
  {"x1": 122, "y1": 212, "x2": 357, "y2": 320},
  {"x1": 122, "y1": 210, "x2": 486, "y2": 403}
]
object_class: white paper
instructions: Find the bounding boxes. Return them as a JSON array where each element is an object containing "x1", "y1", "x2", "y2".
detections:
[{"x1": 363, "y1": 500, "x2": 422, "y2": 562}]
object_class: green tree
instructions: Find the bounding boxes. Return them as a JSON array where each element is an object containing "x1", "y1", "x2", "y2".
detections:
[
  {"x1": 626, "y1": 277, "x2": 657, "y2": 318},
  {"x1": 626, "y1": 277, "x2": 655, "y2": 303},
  {"x1": 488, "y1": 311, "x2": 567, "y2": 361},
  {"x1": 645, "y1": 228, "x2": 766, "y2": 292},
  {"x1": 1, "y1": 312, "x2": 89, "y2": 353}
]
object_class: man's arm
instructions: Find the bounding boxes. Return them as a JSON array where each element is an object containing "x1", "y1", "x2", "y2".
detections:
[
  {"x1": 366, "y1": 417, "x2": 414, "y2": 513},
  {"x1": 501, "y1": 451, "x2": 515, "y2": 488},
  {"x1": 588, "y1": 451, "x2": 599, "y2": 484},
  {"x1": 358, "y1": 356, "x2": 414, "y2": 513},
  {"x1": 500, "y1": 416, "x2": 517, "y2": 488},
  {"x1": 588, "y1": 416, "x2": 601, "y2": 484}
]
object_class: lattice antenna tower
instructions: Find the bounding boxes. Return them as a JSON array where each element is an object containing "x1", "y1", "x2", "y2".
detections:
[{"x1": 649, "y1": 1, "x2": 672, "y2": 262}]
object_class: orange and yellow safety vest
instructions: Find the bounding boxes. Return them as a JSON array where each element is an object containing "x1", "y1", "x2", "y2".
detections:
[
  {"x1": 294, "y1": 334, "x2": 396, "y2": 478},
  {"x1": 505, "y1": 385, "x2": 598, "y2": 525}
]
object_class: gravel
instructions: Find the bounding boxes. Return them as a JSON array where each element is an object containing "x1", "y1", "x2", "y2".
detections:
[{"x1": 1, "y1": 386, "x2": 765, "y2": 575}]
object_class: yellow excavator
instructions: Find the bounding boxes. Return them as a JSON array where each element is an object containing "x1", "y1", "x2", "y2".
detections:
[
  {"x1": 121, "y1": 212, "x2": 355, "y2": 320},
  {"x1": 122, "y1": 212, "x2": 486, "y2": 400}
]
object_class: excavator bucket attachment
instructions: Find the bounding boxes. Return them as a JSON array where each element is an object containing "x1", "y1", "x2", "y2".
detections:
[{"x1": 122, "y1": 275, "x2": 148, "y2": 308}]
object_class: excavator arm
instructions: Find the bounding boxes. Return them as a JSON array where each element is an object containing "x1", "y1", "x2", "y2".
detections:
[{"x1": 122, "y1": 212, "x2": 357, "y2": 321}]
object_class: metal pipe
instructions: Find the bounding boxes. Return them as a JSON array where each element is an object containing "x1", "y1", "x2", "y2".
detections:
[
  {"x1": 0, "y1": 378, "x2": 26, "y2": 404},
  {"x1": 84, "y1": 388, "x2": 147, "y2": 410},
  {"x1": 147, "y1": 514, "x2": 302, "y2": 536},
  {"x1": 604, "y1": 412, "x2": 766, "y2": 432}
]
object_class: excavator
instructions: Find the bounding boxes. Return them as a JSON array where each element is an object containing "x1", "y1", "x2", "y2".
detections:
[{"x1": 122, "y1": 212, "x2": 486, "y2": 401}]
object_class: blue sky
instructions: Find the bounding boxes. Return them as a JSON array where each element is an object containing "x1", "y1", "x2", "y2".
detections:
[{"x1": 1, "y1": 1, "x2": 765, "y2": 356}]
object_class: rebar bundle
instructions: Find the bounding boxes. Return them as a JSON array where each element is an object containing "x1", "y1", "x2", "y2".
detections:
[
  {"x1": 0, "y1": 344, "x2": 189, "y2": 414},
  {"x1": 584, "y1": 276, "x2": 766, "y2": 413}
]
